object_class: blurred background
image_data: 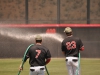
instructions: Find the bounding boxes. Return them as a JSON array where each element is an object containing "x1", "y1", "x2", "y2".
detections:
[
  {"x1": 0, "y1": 0, "x2": 100, "y2": 24},
  {"x1": 0, "y1": 0, "x2": 100, "y2": 58}
]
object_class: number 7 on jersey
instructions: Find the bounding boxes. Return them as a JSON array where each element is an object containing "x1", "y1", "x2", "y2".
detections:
[{"x1": 35, "y1": 50, "x2": 41, "y2": 58}]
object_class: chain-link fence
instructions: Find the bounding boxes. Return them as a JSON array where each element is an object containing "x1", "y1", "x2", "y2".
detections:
[{"x1": 0, "y1": 0, "x2": 100, "y2": 24}]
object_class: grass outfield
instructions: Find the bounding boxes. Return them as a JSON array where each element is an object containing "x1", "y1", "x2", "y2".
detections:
[{"x1": 0, "y1": 58, "x2": 100, "y2": 75}]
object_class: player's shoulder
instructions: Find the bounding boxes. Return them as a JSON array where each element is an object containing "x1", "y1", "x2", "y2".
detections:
[
  {"x1": 32, "y1": 44, "x2": 49, "y2": 51},
  {"x1": 62, "y1": 37, "x2": 69, "y2": 42},
  {"x1": 65, "y1": 36, "x2": 81, "y2": 41},
  {"x1": 41, "y1": 45, "x2": 49, "y2": 50},
  {"x1": 73, "y1": 36, "x2": 79, "y2": 39},
  {"x1": 73, "y1": 36, "x2": 81, "y2": 41}
]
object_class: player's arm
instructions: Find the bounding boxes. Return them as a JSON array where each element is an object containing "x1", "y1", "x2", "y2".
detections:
[
  {"x1": 61, "y1": 42, "x2": 66, "y2": 56},
  {"x1": 19, "y1": 44, "x2": 33, "y2": 71},
  {"x1": 19, "y1": 62, "x2": 24, "y2": 71},
  {"x1": 19, "y1": 57, "x2": 29, "y2": 71},
  {"x1": 62, "y1": 51, "x2": 66, "y2": 56},
  {"x1": 19, "y1": 54, "x2": 29, "y2": 71},
  {"x1": 45, "y1": 58, "x2": 51, "y2": 65},
  {"x1": 79, "y1": 39, "x2": 84, "y2": 51},
  {"x1": 45, "y1": 49, "x2": 51, "y2": 65},
  {"x1": 80, "y1": 46, "x2": 84, "y2": 51}
]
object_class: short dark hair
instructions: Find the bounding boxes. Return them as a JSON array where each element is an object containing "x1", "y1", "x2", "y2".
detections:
[
  {"x1": 66, "y1": 32, "x2": 72, "y2": 36},
  {"x1": 36, "y1": 40, "x2": 42, "y2": 43}
]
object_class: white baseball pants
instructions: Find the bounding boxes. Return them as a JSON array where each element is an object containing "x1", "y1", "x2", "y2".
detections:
[
  {"x1": 66, "y1": 57, "x2": 81, "y2": 75},
  {"x1": 30, "y1": 66, "x2": 45, "y2": 75}
]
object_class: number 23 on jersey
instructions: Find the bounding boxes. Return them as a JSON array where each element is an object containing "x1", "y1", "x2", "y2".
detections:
[{"x1": 66, "y1": 41, "x2": 76, "y2": 50}]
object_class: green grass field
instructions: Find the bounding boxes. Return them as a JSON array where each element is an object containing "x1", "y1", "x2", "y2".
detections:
[{"x1": 0, "y1": 58, "x2": 100, "y2": 75}]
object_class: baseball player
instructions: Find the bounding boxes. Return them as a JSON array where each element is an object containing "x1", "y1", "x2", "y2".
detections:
[
  {"x1": 19, "y1": 35, "x2": 51, "y2": 75},
  {"x1": 61, "y1": 27, "x2": 84, "y2": 75}
]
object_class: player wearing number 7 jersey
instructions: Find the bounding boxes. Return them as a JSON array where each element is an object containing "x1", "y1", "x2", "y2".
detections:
[
  {"x1": 19, "y1": 35, "x2": 51, "y2": 75},
  {"x1": 61, "y1": 27, "x2": 84, "y2": 75}
]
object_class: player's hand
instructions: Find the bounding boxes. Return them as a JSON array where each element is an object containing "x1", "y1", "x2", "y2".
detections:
[{"x1": 19, "y1": 65, "x2": 23, "y2": 71}]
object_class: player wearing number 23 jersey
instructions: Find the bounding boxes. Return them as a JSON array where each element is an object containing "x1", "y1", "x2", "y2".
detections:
[
  {"x1": 61, "y1": 35, "x2": 84, "y2": 57},
  {"x1": 61, "y1": 27, "x2": 84, "y2": 75},
  {"x1": 19, "y1": 35, "x2": 51, "y2": 75}
]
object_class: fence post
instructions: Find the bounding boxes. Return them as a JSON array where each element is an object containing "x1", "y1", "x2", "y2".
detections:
[{"x1": 87, "y1": 0, "x2": 90, "y2": 24}]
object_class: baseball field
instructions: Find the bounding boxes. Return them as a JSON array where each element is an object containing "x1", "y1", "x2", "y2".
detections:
[{"x1": 0, "y1": 58, "x2": 100, "y2": 75}]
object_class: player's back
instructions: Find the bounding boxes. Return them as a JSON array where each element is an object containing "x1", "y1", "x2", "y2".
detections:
[
  {"x1": 28, "y1": 44, "x2": 50, "y2": 66},
  {"x1": 62, "y1": 36, "x2": 82, "y2": 57}
]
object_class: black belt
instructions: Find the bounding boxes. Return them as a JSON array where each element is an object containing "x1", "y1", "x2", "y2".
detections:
[
  {"x1": 30, "y1": 68, "x2": 44, "y2": 71},
  {"x1": 66, "y1": 59, "x2": 78, "y2": 62}
]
